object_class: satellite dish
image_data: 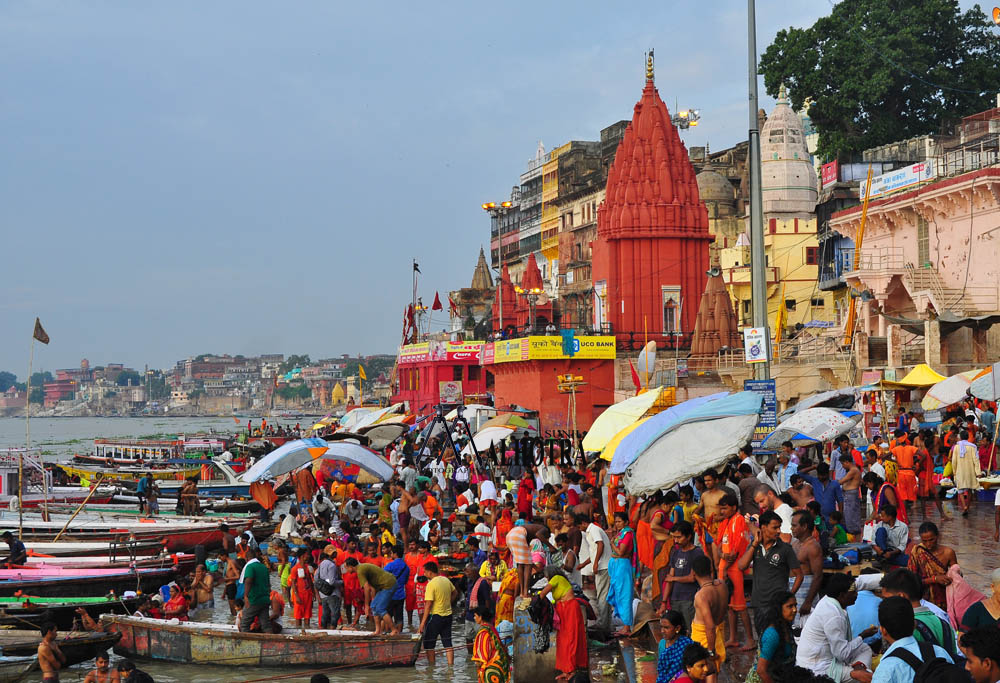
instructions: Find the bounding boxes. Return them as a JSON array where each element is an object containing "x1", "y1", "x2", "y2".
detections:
[{"x1": 993, "y1": 6, "x2": 1000, "y2": 25}]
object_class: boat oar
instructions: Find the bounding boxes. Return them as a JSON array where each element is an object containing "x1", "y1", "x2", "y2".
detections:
[{"x1": 52, "y1": 476, "x2": 105, "y2": 543}]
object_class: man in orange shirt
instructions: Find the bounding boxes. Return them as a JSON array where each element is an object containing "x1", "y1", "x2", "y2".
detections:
[
  {"x1": 419, "y1": 491, "x2": 443, "y2": 521},
  {"x1": 715, "y1": 493, "x2": 753, "y2": 652},
  {"x1": 891, "y1": 429, "x2": 918, "y2": 515}
]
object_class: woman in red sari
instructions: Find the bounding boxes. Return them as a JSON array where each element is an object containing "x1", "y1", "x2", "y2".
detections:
[
  {"x1": 539, "y1": 567, "x2": 588, "y2": 681},
  {"x1": 471, "y1": 605, "x2": 510, "y2": 683},
  {"x1": 164, "y1": 584, "x2": 189, "y2": 621}
]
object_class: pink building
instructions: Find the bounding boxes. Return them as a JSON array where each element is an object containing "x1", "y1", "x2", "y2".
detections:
[
  {"x1": 830, "y1": 166, "x2": 1000, "y2": 372},
  {"x1": 0, "y1": 387, "x2": 26, "y2": 410}
]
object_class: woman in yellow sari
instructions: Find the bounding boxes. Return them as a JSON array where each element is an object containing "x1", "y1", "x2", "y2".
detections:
[
  {"x1": 494, "y1": 567, "x2": 520, "y2": 624},
  {"x1": 472, "y1": 605, "x2": 510, "y2": 683}
]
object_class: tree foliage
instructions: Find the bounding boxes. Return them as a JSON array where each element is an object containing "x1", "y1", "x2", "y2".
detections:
[
  {"x1": 759, "y1": 0, "x2": 1000, "y2": 160},
  {"x1": 29, "y1": 387, "x2": 44, "y2": 404},
  {"x1": 116, "y1": 370, "x2": 142, "y2": 387},
  {"x1": 279, "y1": 355, "x2": 311, "y2": 374},
  {"x1": 0, "y1": 372, "x2": 16, "y2": 393}
]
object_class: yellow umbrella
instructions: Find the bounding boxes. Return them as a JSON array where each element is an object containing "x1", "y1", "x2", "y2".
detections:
[
  {"x1": 600, "y1": 416, "x2": 651, "y2": 462},
  {"x1": 582, "y1": 387, "x2": 663, "y2": 453}
]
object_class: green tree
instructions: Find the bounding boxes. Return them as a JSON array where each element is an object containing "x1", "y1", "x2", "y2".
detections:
[
  {"x1": 279, "y1": 355, "x2": 311, "y2": 373},
  {"x1": 29, "y1": 387, "x2": 44, "y2": 404},
  {"x1": 147, "y1": 373, "x2": 170, "y2": 400},
  {"x1": 760, "y1": 0, "x2": 1000, "y2": 160},
  {"x1": 0, "y1": 372, "x2": 16, "y2": 393},
  {"x1": 116, "y1": 370, "x2": 142, "y2": 387},
  {"x1": 29, "y1": 371, "x2": 53, "y2": 387}
]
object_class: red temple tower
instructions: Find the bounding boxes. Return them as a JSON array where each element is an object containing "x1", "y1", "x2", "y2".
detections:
[{"x1": 591, "y1": 52, "x2": 712, "y2": 347}]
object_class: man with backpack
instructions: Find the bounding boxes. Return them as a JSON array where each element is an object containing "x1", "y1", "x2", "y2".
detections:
[
  {"x1": 873, "y1": 596, "x2": 960, "y2": 683},
  {"x1": 880, "y1": 569, "x2": 960, "y2": 661},
  {"x1": 960, "y1": 628, "x2": 1000, "y2": 683}
]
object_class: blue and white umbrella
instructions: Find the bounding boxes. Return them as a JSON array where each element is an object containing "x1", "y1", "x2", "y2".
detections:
[{"x1": 240, "y1": 438, "x2": 394, "y2": 483}]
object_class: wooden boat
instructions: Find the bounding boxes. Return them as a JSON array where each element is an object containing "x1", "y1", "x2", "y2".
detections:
[
  {"x1": 0, "y1": 595, "x2": 142, "y2": 630},
  {"x1": 58, "y1": 462, "x2": 201, "y2": 483},
  {"x1": 0, "y1": 630, "x2": 121, "y2": 667},
  {"x1": 0, "y1": 566, "x2": 179, "y2": 598},
  {"x1": 23, "y1": 552, "x2": 195, "y2": 571},
  {"x1": 102, "y1": 615, "x2": 423, "y2": 668},
  {"x1": 0, "y1": 657, "x2": 35, "y2": 683},
  {"x1": 26, "y1": 540, "x2": 166, "y2": 558},
  {"x1": 151, "y1": 459, "x2": 253, "y2": 499}
]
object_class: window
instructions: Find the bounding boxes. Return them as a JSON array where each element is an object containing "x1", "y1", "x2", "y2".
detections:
[
  {"x1": 453, "y1": 366, "x2": 463, "y2": 382},
  {"x1": 917, "y1": 215, "x2": 930, "y2": 266},
  {"x1": 784, "y1": 299, "x2": 797, "y2": 311},
  {"x1": 662, "y1": 286, "x2": 682, "y2": 334},
  {"x1": 468, "y1": 366, "x2": 481, "y2": 382},
  {"x1": 805, "y1": 247, "x2": 818, "y2": 265},
  {"x1": 811, "y1": 297, "x2": 825, "y2": 307}
]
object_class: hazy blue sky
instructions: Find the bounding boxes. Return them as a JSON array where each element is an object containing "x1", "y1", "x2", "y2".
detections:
[{"x1": 0, "y1": 1, "x2": 983, "y2": 373}]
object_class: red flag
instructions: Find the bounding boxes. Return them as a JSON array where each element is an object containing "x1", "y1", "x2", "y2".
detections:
[
  {"x1": 432, "y1": 292, "x2": 443, "y2": 311},
  {"x1": 628, "y1": 358, "x2": 641, "y2": 394},
  {"x1": 448, "y1": 295, "x2": 459, "y2": 316}
]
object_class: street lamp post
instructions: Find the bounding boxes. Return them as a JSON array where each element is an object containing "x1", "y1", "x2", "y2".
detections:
[
  {"x1": 515, "y1": 285, "x2": 542, "y2": 334},
  {"x1": 483, "y1": 201, "x2": 514, "y2": 336},
  {"x1": 747, "y1": 0, "x2": 771, "y2": 380}
]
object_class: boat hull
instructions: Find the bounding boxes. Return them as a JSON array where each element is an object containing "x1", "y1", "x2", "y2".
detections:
[
  {"x1": 103, "y1": 616, "x2": 422, "y2": 668},
  {"x1": 0, "y1": 567, "x2": 178, "y2": 598},
  {"x1": 0, "y1": 595, "x2": 141, "y2": 630}
]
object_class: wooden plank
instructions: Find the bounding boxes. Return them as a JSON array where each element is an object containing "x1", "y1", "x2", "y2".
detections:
[{"x1": 192, "y1": 633, "x2": 260, "y2": 665}]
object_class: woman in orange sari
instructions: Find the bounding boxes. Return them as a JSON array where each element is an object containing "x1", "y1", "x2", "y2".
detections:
[
  {"x1": 494, "y1": 568, "x2": 520, "y2": 625},
  {"x1": 472, "y1": 605, "x2": 510, "y2": 683},
  {"x1": 648, "y1": 494, "x2": 674, "y2": 603},
  {"x1": 493, "y1": 507, "x2": 513, "y2": 565}
]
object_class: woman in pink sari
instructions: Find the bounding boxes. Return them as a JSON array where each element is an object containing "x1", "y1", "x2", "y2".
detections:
[{"x1": 945, "y1": 563, "x2": 986, "y2": 631}]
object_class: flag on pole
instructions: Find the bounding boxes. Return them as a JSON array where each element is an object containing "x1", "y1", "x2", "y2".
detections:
[
  {"x1": 448, "y1": 295, "x2": 459, "y2": 316},
  {"x1": 628, "y1": 358, "x2": 642, "y2": 394},
  {"x1": 432, "y1": 292, "x2": 443, "y2": 311},
  {"x1": 358, "y1": 365, "x2": 367, "y2": 381},
  {"x1": 413, "y1": 262, "x2": 421, "y2": 274},
  {"x1": 32, "y1": 318, "x2": 50, "y2": 345}
]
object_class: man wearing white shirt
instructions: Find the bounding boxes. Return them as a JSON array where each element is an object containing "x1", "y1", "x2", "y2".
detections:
[
  {"x1": 796, "y1": 573, "x2": 876, "y2": 682},
  {"x1": 479, "y1": 479, "x2": 498, "y2": 511},
  {"x1": 757, "y1": 457, "x2": 782, "y2": 494},
  {"x1": 776, "y1": 449, "x2": 798, "y2": 492},
  {"x1": 739, "y1": 444, "x2": 762, "y2": 475},
  {"x1": 576, "y1": 512, "x2": 612, "y2": 634}
]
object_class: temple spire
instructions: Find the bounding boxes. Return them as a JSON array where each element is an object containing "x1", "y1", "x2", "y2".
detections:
[{"x1": 645, "y1": 49, "x2": 654, "y2": 83}]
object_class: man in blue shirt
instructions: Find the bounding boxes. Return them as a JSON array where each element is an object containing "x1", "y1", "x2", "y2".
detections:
[
  {"x1": 800, "y1": 463, "x2": 844, "y2": 518},
  {"x1": 381, "y1": 544, "x2": 409, "y2": 633},
  {"x1": 873, "y1": 596, "x2": 953, "y2": 683},
  {"x1": 847, "y1": 572, "x2": 882, "y2": 647}
]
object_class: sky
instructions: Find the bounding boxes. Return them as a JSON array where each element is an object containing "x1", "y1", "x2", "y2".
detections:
[{"x1": 0, "y1": 1, "x2": 984, "y2": 374}]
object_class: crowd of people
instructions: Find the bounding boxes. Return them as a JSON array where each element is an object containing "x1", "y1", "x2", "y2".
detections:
[{"x1": 60, "y1": 397, "x2": 1000, "y2": 683}]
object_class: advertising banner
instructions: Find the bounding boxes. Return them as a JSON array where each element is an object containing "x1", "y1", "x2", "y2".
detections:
[
  {"x1": 744, "y1": 379, "x2": 777, "y2": 453},
  {"x1": 821, "y1": 160, "x2": 839, "y2": 188},
  {"x1": 743, "y1": 327, "x2": 769, "y2": 364},
  {"x1": 438, "y1": 381, "x2": 463, "y2": 404},
  {"x1": 862, "y1": 161, "x2": 935, "y2": 199}
]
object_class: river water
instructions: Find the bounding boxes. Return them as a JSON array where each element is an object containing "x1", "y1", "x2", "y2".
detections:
[{"x1": 0, "y1": 417, "x2": 618, "y2": 682}]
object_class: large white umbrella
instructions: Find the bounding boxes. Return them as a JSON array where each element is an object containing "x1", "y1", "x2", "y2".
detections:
[
  {"x1": 761, "y1": 407, "x2": 862, "y2": 449},
  {"x1": 921, "y1": 370, "x2": 982, "y2": 410},
  {"x1": 241, "y1": 438, "x2": 394, "y2": 482},
  {"x1": 461, "y1": 426, "x2": 516, "y2": 456},
  {"x1": 622, "y1": 392, "x2": 763, "y2": 495},
  {"x1": 970, "y1": 363, "x2": 1000, "y2": 402},
  {"x1": 353, "y1": 404, "x2": 403, "y2": 430},
  {"x1": 340, "y1": 408, "x2": 373, "y2": 430}
]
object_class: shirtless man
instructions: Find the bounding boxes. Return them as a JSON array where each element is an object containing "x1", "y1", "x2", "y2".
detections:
[
  {"x1": 191, "y1": 563, "x2": 215, "y2": 608},
  {"x1": 787, "y1": 474, "x2": 814, "y2": 509},
  {"x1": 791, "y1": 510, "x2": 824, "y2": 622},
  {"x1": 219, "y1": 523, "x2": 236, "y2": 556},
  {"x1": 691, "y1": 554, "x2": 729, "y2": 683},
  {"x1": 393, "y1": 481, "x2": 416, "y2": 545},
  {"x1": 222, "y1": 553, "x2": 241, "y2": 615},
  {"x1": 694, "y1": 468, "x2": 727, "y2": 556},
  {"x1": 837, "y1": 454, "x2": 863, "y2": 536},
  {"x1": 38, "y1": 622, "x2": 66, "y2": 683},
  {"x1": 83, "y1": 652, "x2": 120, "y2": 683}
]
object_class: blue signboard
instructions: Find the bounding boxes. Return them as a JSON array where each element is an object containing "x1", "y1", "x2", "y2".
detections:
[{"x1": 743, "y1": 379, "x2": 777, "y2": 453}]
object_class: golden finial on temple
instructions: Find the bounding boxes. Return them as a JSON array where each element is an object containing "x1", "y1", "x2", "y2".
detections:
[{"x1": 646, "y1": 49, "x2": 654, "y2": 82}]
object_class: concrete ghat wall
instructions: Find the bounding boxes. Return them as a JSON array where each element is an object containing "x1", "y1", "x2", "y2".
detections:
[{"x1": 512, "y1": 606, "x2": 557, "y2": 682}]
